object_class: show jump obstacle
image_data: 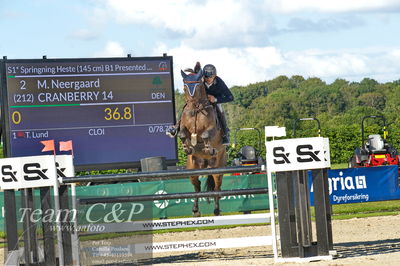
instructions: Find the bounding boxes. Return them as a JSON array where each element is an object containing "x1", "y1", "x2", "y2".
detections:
[
  {"x1": 266, "y1": 126, "x2": 334, "y2": 262},
  {"x1": 2, "y1": 127, "x2": 335, "y2": 264}
]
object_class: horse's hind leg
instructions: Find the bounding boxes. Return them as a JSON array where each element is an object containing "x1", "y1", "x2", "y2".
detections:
[
  {"x1": 190, "y1": 176, "x2": 201, "y2": 217},
  {"x1": 212, "y1": 174, "x2": 223, "y2": 216}
]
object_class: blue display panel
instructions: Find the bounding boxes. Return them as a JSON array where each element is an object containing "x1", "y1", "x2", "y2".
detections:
[{"x1": 1, "y1": 56, "x2": 177, "y2": 171}]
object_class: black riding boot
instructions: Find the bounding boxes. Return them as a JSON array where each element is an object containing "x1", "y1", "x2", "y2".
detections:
[
  {"x1": 166, "y1": 104, "x2": 186, "y2": 138},
  {"x1": 166, "y1": 125, "x2": 179, "y2": 138},
  {"x1": 216, "y1": 108, "x2": 230, "y2": 145}
]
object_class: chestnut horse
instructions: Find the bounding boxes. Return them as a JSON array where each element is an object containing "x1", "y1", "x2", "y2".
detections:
[{"x1": 178, "y1": 69, "x2": 227, "y2": 216}]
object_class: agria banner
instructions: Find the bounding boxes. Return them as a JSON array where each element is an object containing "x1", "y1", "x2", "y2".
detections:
[{"x1": 310, "y1": 165, "x2": 400, "y2": 205}]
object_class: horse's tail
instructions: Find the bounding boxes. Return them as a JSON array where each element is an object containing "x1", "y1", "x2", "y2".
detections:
[{"x1": 205, "y1": 175, "x2": 215, "y2": 192}]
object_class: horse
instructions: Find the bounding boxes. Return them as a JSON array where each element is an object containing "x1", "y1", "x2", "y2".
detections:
[{"x1": 178, "y1": 68, "x2": 227, "y2": 216}]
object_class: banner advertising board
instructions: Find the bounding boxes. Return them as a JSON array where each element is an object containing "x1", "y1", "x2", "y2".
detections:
[{"x1": 310, "y1": 165, "x2": 400, "y2": 205}]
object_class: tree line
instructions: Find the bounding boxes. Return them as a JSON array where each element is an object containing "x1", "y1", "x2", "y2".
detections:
[{"x1": 175, "y1": 75, "x2": 400, "y2": 165}]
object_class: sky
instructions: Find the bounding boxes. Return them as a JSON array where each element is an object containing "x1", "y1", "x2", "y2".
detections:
[{"x1": 1, "y1": 0, "x2": 400, "y2": 89}]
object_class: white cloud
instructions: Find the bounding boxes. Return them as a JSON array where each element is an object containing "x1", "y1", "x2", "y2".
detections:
[
  {"x1": 99, "y1": 0, "x2": 400, "y2": 50},
  {"x1": 102, "y1": 0, "x2": 271, "y2": 49},
  {"x1": 263, "y1": 47, "x2": 400, "y2": 83},
  {"x1": 267, "y1": 0, "x2": 400, "y2": 13},
  {"x1": 155, "y1": 44, "x2": 284, "y2": 89},
  {"x1": 279, "y1": 50, "x2": 369, "y2": 78},
  {"x1": 94, "y1": 41, "x2": 125, "y2": 57},
  {"x1": 156, "y1": 44, "x2": 400, "y2": 89},
  {"x1": 91, "y1": 1, "x2": 400, "y2": 88},
  {"x1": 68, "y1": 29, "x2": 98, "y2": 41}
]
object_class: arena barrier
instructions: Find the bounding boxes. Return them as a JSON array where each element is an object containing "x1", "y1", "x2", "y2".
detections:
[
  {"x1": 90, "y1": 236, "x2": 273, "y2": 256},
  {"x1": 3, "y1": 164, "x2": 271, "y2": 265},
  {"x1": 71, "y1": 165, "x2": 273, "y2": 260},
  {"x1": 84, "y1": 212, "x2": 271, "y2": 234},
  {"x1": 82, "y1": 213, "x2": 273, "y2": 255},
  {"x1": 3, "y1": 129, "x2": 336, "y2": 264}
]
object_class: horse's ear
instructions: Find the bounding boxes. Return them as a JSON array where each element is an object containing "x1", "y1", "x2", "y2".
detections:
[
  {"x1": 181, "y1": 70, "x2": 188, "y2": 79},
  {"x1": 194, "y1": 69, "x2": 203, "y2": 81},
  {"x1": 194, "y1": 62, "x2": 201, "y2": 73}
]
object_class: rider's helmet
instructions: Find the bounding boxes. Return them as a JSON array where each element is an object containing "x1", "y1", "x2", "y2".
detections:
[{"x1": 203, "y1": 64, "x2": 217, "y2": 77}]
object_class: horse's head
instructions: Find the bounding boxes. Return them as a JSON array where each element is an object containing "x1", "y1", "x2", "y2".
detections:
[{"x1": 181, "y1": 69, "x2": 207, "y2": 101}]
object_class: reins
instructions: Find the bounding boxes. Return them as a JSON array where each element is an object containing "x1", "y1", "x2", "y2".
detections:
[{"x1": 183, "y1": 79, "x2": 215, "y2": 145}]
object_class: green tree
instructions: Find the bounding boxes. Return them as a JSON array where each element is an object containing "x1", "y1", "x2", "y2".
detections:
[{"x1": 173, "y1": 75, "x2": 400, "y2": 165}]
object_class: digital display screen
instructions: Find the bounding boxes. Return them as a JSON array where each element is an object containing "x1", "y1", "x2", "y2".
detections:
[{"x1": 0, "y1": 56, "x2": 177, "y2": 171}]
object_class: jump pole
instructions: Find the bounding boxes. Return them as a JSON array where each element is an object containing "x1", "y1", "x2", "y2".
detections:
[
  {"x1": 265, "y1": 126, "x2": 287, "y2": 260},
  {"x1": 82, "y1": 213, "x2": 272, "y2": 234}
]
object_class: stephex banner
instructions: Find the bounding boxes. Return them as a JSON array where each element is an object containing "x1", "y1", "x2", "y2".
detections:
[
  {"x1": 0, "y1": 155, "x2": 58, "y2": 190},
  {"x1": 266, "y1": 137, "x2": 330, "y2": 172}
]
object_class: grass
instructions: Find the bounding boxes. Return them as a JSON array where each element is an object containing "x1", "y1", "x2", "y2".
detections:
[
  {"x1": 331, "y1": 162, "x2": 348, "y2": 169},
  {"x1": 331, "y1": 200, "x2": 400, "y2": 218}
]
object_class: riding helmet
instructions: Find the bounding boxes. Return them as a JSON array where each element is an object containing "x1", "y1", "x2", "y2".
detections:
[{"x1": 203, "y1": 64, "x2": 217, "y2": 77}]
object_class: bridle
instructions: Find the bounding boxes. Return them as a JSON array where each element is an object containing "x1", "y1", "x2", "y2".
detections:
[
  {"x1": 183, "y1": 79, "x2": 212, "y2": 115},
  {"x1": 183, "y1": 80, "x2": 200, "y2": 97},
  {"x1": 182, "y1": 77, "x2": 215, "y2": 146}
]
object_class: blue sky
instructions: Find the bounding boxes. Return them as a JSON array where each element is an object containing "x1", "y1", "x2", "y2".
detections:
[{"x1": 1, "y1": 0, "x2": 400, "y2": 89}]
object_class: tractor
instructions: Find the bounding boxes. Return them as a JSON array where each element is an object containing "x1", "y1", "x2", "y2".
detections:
[
  {"x1": 348, "y1": 115, "x2": 400, "y2": 171},
  {"x1": 230, "y1": 127, "x2": 264, "y2": 175}
]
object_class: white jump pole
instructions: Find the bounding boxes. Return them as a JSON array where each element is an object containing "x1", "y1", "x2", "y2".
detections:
[
  {"x1": 267, "y1": 170, "x2": 278, "y2": 260},
  {"x1": 53, "y1": 175, "x2": 64, "y2": 266},
  {"x1": 265, "y1": 126, "x2": 287, "y2": 260}
]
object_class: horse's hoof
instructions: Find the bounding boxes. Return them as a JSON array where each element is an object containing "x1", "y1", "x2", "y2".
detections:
[
  {"x1": 193, "y1": 211, "x2": 201, "y2": 217},
  {"x1": 214, "y1": 209, "x2": 220, "y2": 216}
]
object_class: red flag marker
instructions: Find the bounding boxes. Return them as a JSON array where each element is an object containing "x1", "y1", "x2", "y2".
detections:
[
  {"x1": 59, "y1": 140, "x2": 73, "y2": 151},
  {"x1": 59, "y1": 140, "x2": 74, "y2": 157},
  {"x1": 41, "y1": 140, "x2": 55, "y2": 153}
]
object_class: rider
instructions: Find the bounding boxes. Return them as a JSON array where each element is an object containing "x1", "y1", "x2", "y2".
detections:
[
  {"x1": 167, "y1": 64, "x2": 234, "y2": 145},
  {"x1": 202, "y1": 64, "x2": 233, "y2": 145}
]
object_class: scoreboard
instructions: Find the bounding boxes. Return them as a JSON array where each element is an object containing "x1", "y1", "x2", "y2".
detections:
[{"x1": 0, "y1": 56, "x2": 178, "y2": 171}]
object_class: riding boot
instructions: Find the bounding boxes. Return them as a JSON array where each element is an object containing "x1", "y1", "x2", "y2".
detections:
[
  {"x1": 166, "y1": 104, "x2": 186, "y2": 138},
  {"x1": 216, "y1": 107, "x2": 230, "y2": 145},
  {"x1": 166, "y1": 124, "x2": 180, "y2": 138}
]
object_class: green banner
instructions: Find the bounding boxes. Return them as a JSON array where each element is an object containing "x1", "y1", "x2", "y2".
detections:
[
  {"x1": 77, "y1": 174, "x2": 271, "y2": 223},
  {"x1": 0, "y1": 174, "x2": 272, "y2": 232}
]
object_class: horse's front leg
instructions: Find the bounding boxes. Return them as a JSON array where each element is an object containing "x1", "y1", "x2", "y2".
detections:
[
  {"x1": 187, "y1": 155, "x2": 201, "y2": 217},
  {"x1": 178, "y1": 129, "x2": 194, "y2": 155},
  {"x1": 211, "y1": 174, "x2": 223, "y2": 216},
  {"x1": 209, "y1": 152, "x2": 226, "y2": 216},
  {"x1": 190, "y1": 176, "x2": 201, "y2": 217}
]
